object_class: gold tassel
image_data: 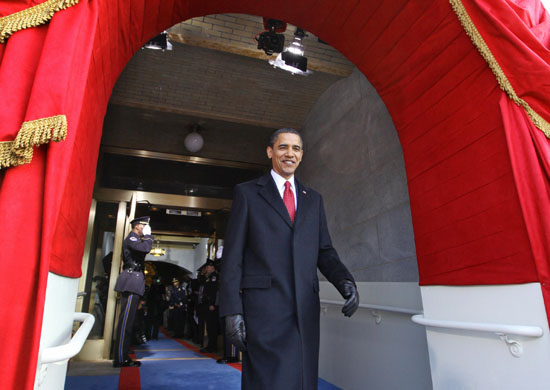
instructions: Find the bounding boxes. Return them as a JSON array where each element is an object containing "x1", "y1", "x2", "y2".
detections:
[
  {"x1": 0, "y1": 115, "x2": 67, "y2": 169},
  {"x1": 449, "y1": 0, "x2": 550, "y2": 138},
  {"x1": 0, "y1": 0, "x2": 80, "y2": 43}
]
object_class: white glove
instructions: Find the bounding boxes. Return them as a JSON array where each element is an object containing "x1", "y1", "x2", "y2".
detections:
[{"x1": 142, "y1": 224, "x2": 152, "y2": 236}]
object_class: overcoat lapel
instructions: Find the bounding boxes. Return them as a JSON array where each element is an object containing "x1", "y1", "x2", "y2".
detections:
[
  {"x1": 257, "y1": 173, "x2": 293, "y2": 228},
  {"x1": 294, "y1": 179, "x2": 312, "y2": 229}
]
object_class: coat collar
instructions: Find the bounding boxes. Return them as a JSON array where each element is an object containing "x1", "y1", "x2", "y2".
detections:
[{"x1": 257, "y1": 172, "x2": 311, "y2": 228}]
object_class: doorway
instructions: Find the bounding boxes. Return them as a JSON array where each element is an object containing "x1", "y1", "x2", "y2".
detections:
[{"x1": 78, "y1": 145, "x2": 268, "y2": 359}]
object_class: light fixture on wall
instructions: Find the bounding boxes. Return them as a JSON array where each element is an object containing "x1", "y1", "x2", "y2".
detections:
[
  {"x1": 150, "y1": 241, "x2": 166, "y2": 257},
  {"x1": 143, "y1": 31, "x2": 173, "y2": 51},
  {"x1": 269, "y1": 28, "x2": 312, "y2": 75},
  {"x1": 184, "y1": 124, "x2": 204, "y2": 153}
]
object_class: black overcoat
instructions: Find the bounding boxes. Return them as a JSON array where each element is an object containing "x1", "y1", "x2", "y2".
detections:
[{"x1": 219, "y1": 173, "x2": 354, "y2": 390}]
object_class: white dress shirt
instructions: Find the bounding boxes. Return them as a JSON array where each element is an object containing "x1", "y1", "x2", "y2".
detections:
[{"x1": 270, "y1": 169, "x2": 298, "y2": 210}]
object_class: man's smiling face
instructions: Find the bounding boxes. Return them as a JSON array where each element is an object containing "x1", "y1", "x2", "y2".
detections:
[{"x1": 267, "y1": 132, "x2": 303, "y2": 179}]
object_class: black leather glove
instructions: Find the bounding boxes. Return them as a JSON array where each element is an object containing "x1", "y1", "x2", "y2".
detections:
[
  {"x1": 225, "y1": 314, "x2": 247, "y2": 351},
  {"x1": 336, "y1": 280, "x2": 359, "y2": 317}
]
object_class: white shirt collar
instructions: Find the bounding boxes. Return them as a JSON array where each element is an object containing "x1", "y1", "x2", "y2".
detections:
[
  {"x1": 270, "y1": 170, "x2": 298, "y2": 210},
  {"x1": 270, "y1": 169, "x2": 295, "y2": 192}
]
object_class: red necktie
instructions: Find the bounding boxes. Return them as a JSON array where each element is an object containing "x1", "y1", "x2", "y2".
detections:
[{"x1": 283, "y1": 181, "x2": 295, "y2": 222}]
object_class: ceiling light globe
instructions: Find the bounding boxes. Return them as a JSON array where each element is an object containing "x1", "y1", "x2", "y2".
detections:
[{"x1": 184, "y1": 131, "x2": 204, "y2": 153}]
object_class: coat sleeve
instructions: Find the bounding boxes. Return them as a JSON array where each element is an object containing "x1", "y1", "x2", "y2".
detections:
[
  {"x1": 127, "y1": 235, "x2": 154, "y2": 253},
  {"x1": 317, "y1": 195, "x2": 355, "y2": 287},
  {"x1": 219, "y1": 184, "x2": 249, "y2": 317}
]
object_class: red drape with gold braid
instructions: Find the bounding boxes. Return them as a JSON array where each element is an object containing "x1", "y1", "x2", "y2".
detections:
[
  {"x1": 0, "y1": 1, "x2": 99, "y2": 388},
  {"x1": 0, "y1": 0, "x2": 549, "y2": 389}
]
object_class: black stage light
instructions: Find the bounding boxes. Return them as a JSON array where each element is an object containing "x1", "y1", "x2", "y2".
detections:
[
  {"x1": 255, "y1": 18, "x2": 287, "y2": 56},
  {"x1": 269, "y1": 27, "x2": 311, "y2": 75},
  {"x1": 143, "y1": 31, "x2": 172, "y2": 51},
  {"x1": 281, "y1": 51, "x2": 308, "y2": 72},
  {"x1": 256, "y1": 31, "x2": 285, "y2": 55}
]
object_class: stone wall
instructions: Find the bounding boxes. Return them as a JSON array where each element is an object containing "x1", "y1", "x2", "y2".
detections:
[{"x1": 299, "y1": 68, "x2": 419, "y2": 282}]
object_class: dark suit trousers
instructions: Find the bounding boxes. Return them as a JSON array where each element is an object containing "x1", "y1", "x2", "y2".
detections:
[{"x1": 115, "y1": 292, "x2": 139, "y2": 363}]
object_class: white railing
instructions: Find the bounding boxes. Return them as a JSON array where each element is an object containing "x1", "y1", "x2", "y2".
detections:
[
  {"x1": 320, "y1": 299, "x2": 422, "y2": 324},
  {"x1": 40, "y1": 312, "x2": 95, "y2": 364},
  {"x1": 411, "y1": 314, "x2": 543, "y2": 357},
  {"x1": 320, "y1": 299, "x2": 544, "y2": 358}
]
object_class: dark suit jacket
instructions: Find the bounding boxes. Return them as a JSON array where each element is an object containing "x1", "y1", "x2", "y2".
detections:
[{"x1": 219, "y1": 173, "x2": 354, "y2": 390}]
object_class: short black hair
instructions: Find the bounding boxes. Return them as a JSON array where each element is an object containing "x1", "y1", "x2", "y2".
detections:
[{"x1": 268, "y1": 128, "x2": 304, "y2": 149}]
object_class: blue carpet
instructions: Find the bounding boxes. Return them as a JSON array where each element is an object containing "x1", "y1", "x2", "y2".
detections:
[
  {"x1": 65, "y1": 374, "x2": 119, "y2": 390},
  {"x1": 140, "y1": 359, "x2": 241, "y2": 390},
  {"x1": 66, "y1": 331, "x2": 341, "y2": 389},
  {"x1": 136, "y1": 332, "x2": 242, "y2": 389},
  {"x1": 318, "y1": 377, "x2": 342, "y2": 390},
  {"x1": 135, "y1": 349, "x2": 203, "y2": 359}
]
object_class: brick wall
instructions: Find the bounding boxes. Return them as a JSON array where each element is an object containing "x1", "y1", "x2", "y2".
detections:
[
  {"x1": 169, "y1": 13, "x2": 354, "y2": 76},
  {"x1": 110, "y1": 42, "x2": 344, "y2": 130}
]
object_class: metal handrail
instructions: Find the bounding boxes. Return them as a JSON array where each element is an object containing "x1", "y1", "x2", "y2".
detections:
[
  {"x1": 40, "y1": 312, "x2": 95, "y2": 364},
  {"x1": 411, "y1": 314, "x2": 543, "y2": 357},
  {"x1": 411, "y1": 314, "x2": 543, "y2": 337},
  {"x1": 320, "y1": 299, "x2": 422, "y2": 315}
]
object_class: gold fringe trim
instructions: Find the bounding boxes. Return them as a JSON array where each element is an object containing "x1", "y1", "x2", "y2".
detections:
[
  {"x1": 449, "y1": 0, "x2": 550, "y2": 138},
  {"x1": 0, "y1": 0, "x2": 80, "y2": 44},
  {"x1": 0, "y1": 115, "x2": 67, "y2": 169}
]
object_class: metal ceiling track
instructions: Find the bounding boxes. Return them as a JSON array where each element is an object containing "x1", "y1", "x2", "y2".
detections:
[
  {"x1": 93, "y1": 188, "x2": 232, "y2": 210},
  {"x1": 101, "y1": 146, "x2": 267, "y2": 170}
]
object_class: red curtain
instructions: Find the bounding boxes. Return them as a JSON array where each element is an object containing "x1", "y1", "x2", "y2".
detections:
[
  {"x1": 0, "y1": 0, "x2": 549, "y2": 388},
  {"x1": 501, "y1": 94, "x2": 550, "y2": 326},
  {"x1": 0, "y1": 1, "x2": 190, "y2": 386},
  {"x1": 462, "y1": 0, "x2": 550, "y2": 124},
  {"x1": 0, "y1": 1, "x2": 99, "y2": 388}
]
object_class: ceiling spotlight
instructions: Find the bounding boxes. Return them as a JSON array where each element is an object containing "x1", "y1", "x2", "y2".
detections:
[
  {"x1": 143, "y1": 31, "x2": 173, "y2": 51},
  {"x1": 255, "y1": 18, "x2": 287, "y2": 56},
  {"x1": 269, "y1": 28, "x2": 311, "y2": 75},
  {"x1": 184, "y1": 124, "x2": 204, "y2": 153}
]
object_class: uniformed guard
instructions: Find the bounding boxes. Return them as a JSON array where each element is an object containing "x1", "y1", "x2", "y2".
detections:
[
  {"x1": 168, "y1": 277, "x2": 187, "y2": 338},
  {"x1": 187, "y1": 275, "x2": 201, "y2": 343},
  {"x1": 199, "y1": 260, "x2": 219, "y2": 353},
  {"x1": 113, "y1": 216, "x2": 154, "y2": 368}
]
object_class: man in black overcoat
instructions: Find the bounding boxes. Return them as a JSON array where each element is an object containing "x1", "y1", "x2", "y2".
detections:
[
  {"x1": 113, "y1": 216, "x2": 153, "y2": 367},
  {"x1": 219, "y1": 129, "x2": 360, "y2": 390}
]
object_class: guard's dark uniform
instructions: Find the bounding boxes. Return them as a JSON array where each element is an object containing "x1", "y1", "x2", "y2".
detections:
[
  {"x1": 113, "y1": 219, "x2": 153, "y2": 367},
  {"x1": 147, "y1": 280, "x2": 165, "y2": 340},
  {"x1": 169, "y1": 282, "x2": 187, "y2": 337},
  {"x1": 187, "y1": 277, "x2": 200, "y2": 342},
  {"x1": 199, "y1": 268, "x2": 219, "y2": 352}
]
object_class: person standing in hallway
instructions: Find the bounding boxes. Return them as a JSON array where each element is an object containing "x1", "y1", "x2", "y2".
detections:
[
  {"x1": 147, "y1": 277, "x2": 165, "y2": 340},
  {"x1": 113, "y1": 216, "x2": 154, "y2": 368},
  {"x1": 199, "y1": 261, "x2": 219, "y2": 353},
  {"x1": 219, "y1": 128, "x2": 360, "y2": 390},
  {"x1": 169, "y1": 277, "x2": 187, "y2": 338}
]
